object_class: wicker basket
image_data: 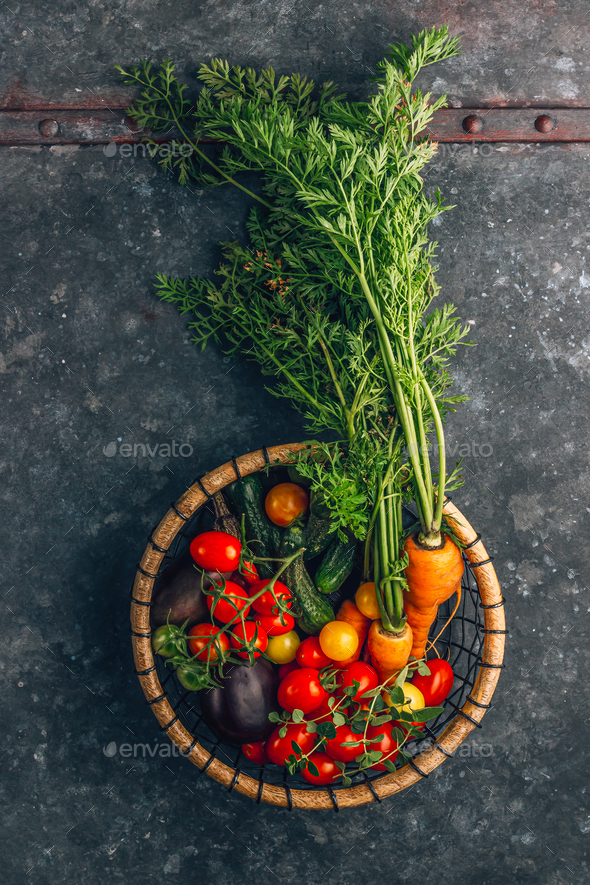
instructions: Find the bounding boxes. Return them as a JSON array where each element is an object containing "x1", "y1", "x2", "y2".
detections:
[{"x1": 130, "y1": 443, "x2": 506, "y2": 810}]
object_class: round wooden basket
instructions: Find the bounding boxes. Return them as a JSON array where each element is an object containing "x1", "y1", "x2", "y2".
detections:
[{"x1": 130, "y1": 443, "x2": 506, "y2": 810}]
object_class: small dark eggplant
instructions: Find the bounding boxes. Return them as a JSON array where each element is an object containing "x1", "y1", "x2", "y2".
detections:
[
  {"x1": 199, "y1": 658, "x2": 280, "y2": 745},
  {"x1": 151, "y1": 550, "x2": 230, "y2": 628}
]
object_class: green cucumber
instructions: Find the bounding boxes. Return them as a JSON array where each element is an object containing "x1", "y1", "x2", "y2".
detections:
[
  {"x1": 314, "y1": 531, "x2": 358, "y2": 595},
  {"x1": 287, "y1": 464, "x2": 312, "y2": 488},
  {"x1": 279, "y1": 524, "x2": 334, "y2": 635},
  {"x1": 303, "y1": 510, "x2": 336, "y2": 561},
  {"x1": 225, "y1": 475, "x2": 281, "y2": 579}
]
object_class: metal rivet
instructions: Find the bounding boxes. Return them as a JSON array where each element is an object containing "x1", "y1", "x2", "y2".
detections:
[
  {"x1": 535, "y1": 114, "x2": 554, "y2": 133},
  {"x1": 125, "y1": 115, "x2": 142, "y2": 133},
  {"x1": 462, "y1": 114, "x2": 482, "y2": 134},
  {"x1": 39, "y1": 119, "x2": 59, "y2": 137}
]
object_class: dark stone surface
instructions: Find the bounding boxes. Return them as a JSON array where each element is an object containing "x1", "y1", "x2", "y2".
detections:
[
  {"x1": 1, "y1": 0, "x2": 590, "y2": 108},
  {"x1": 2, "y1": 6, "x2": 590, "y2": 885}
]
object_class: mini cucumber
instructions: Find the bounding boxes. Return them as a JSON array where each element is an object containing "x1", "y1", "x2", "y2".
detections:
[
  {"x1": 279, "y1": 524, "x2": 334, "y2": 635},
  {"x1": 314, "y1": 531, "x2": 358, "y2": 595},
  {"x1": 225, "y1": 475, "x2": 281, "y2": 579},
  {"x1": 303, "y1": 510, "x2": 336, "y2": 561}
]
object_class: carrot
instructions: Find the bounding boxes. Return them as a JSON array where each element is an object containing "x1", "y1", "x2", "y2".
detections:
[
  {"x1": 333, "y1": 600, "x2": 370, "y2": 668},
  {"x1": 368, "y1": 619, "x2": 413, "y2": 685},
  {"x1": 403, "y1": 532, "x2": 464, "y2": 661}
]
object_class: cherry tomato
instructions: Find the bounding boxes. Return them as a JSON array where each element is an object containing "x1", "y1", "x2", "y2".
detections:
[
  {"x1": 241, "y1": 741, "x2": 269, "y2": 765},
  {"x1": 319, "y1": 621, "x2": 359, "y2": 662},
  {"x1": 250, "y1": 579, "x2": 293, "y2": 616},
  {"x1": 325, "y1": 723, "x2": 363, "y2": 763},
  {"x1": 265, "y1": 722, "x2": 315, "y2": 766},
  {"x1": 207, "y1": 580, "x2": 251, "y2": 623},
  {"x1": 190, "y1": 531, "x2": 241, "y2": 572},
  {"x1": 229, "y1": 620, "x2": 268, "y2": 658},
  {"x1": 152, "y1": 624, "x2": 185, "y2": 658},
  {"x1": 384, "y1": 681, "x2": 425, "y2": 731},
  {"x1": 255, "y1": 611, "x2": 295, "y2": 636},
  {"x1": 296, "y1": 637, "x2": 333, "y2": 670},
  {"x1": 265, "y1": 483, "x2": 309, "y2": 527},
  {"x1": 383, "y1": 681, "x2": 424, "y2": 712},
  {"x1": 307, "y1": 693, "x2": 336, "y2": 723},
  {"x1": 411, "y1": 659, "x2": 454, "y2": 707},
  {"x1": 278, "y1": 667, "x2": 327, "y2": 714},
  {"x1": 301, "y1": 751, "x2": 340, "y2": 785},
  {"x1": 355, "y1": 582, "x2": 381, "y2": 620},
  {"x1": 187, "y1": 623, "x2": 230, "y2": 662},
  {"x1": 266, "y1": 630, "x2": 301, "y2": 664},
  {"x1": 241, "y1": 560, "x2": 259, "y2": 586},
  {"x1": 175, "y1": 663, "x2": 211, "y2": 692},
  {"x1": 337, "y1": 661, "x2": 379, "y2": 703},
  {"x1": 366, "y1": 722, "x2": 399, "y2": 771},
  {"x1": 278, "y1": 660, "x2": 300, "y2": 681}
]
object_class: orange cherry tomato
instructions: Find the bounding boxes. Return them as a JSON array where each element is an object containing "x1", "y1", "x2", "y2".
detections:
[
  {"x1": 264, "y1": 483, "x2": 309, "y2": 527},
  {"x1": 355, "y1": 582, "x2": 381, "y2": 620}
]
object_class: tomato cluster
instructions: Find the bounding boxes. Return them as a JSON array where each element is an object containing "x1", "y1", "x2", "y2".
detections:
[{"x1": 154, "y1": 523, "x2": 455, "y2": 787}]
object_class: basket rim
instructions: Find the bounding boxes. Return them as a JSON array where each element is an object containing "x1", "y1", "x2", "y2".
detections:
[{"x1": 131, "y1": 443, "x2": 506, "y2": 810}]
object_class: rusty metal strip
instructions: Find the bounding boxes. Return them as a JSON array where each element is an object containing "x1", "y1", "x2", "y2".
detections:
[{"x1": 1, "y1": 106, "x2": 590, "y2": 146}]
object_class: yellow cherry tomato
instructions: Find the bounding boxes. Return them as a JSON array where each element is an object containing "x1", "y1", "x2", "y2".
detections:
[
  {"x1": 355, "y1": 582, "x2": 381, "y2": 620},
  {"x1": 383, "y1": 681, "x2": 425, "y2": 712},
  {"x1": 265, "y1": 630, "x2": 301, "y2": 664},
  {"x1": 319, "y1": 621, "x2": 359, "y2": 662}
]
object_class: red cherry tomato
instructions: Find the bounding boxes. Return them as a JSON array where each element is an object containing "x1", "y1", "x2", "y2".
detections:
[
  {"x1": 265, "y1": 483, "x2": 309, "y2": 527},
  {"x1": 296, "y1": 637, "x2": 333, "y2": 670},
  {"x1": 207, "y1": 581, "x2": 250, "y2": 623},
  {"x1": 241, "y1": 741, "x2": 269, "y2": 765},
  {"x1": 229, "y1": 620, "x2": 268, "y2": 658},
  {"x1": 265, "y1": 723, "x2": 315, "y2": 766},
  {"x1": 278, "y1": 660, "x2": 300, "y2": 681},
  {"x1": 241, "y1": 560, "x2": 259, "y2": 586},
  {"x1": 366, "y1": 722, "x2": 399, "y2": 771},
  {"x1": 250, "y1": 580, "x2": 293, "y2": 616},
  {"x1": 411, "y1": 659, "x2": 454, "y2": 707},
  {"x1": 190, "y1": 531, "x2": 241, "y2": 572},
  {"x1": 277, "y1": 667, "x2": 327, "y2": 714},
  {"x1": 255, "y1": 611, "x2": 295, "y2": 636},
  {"x1": 301, "y1": 751, "x2": 340, "y2": 785},
  {"x1": 307, "y1": 693, "x2": 336, "y2": 723},
  {"x1": 187, "y1": 624, "x2": 230, "y2": 662},
  {"x1": 325, "y1": 724, "x2": 362, "y2": 763},
  {"x1": 337, "y1": 661, "x2": 379, "y2": 703}
]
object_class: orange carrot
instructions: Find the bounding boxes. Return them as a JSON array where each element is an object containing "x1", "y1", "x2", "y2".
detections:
[
  {"x1": 403, "y1": 532, "x2": 464, "y2": 661},
  {"x1": 368, "y1": 619, "x2": 413, "y2": 685},
  {"x1": 333, "y1": 600, "x2": 370, "y2": 668}
]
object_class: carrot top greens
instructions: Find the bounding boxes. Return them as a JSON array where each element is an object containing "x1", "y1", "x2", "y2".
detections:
[{"x1": 118, "y1": 25, "x2": 471, "y2": 632}]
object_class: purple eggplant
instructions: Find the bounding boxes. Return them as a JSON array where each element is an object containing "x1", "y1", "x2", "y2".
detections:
[
  {"x1": 151, "y1": 550, "x2": 231, "y2": 628},
  {"x1": 199, "y1": 658, "x2": 280, "y2": 745}
]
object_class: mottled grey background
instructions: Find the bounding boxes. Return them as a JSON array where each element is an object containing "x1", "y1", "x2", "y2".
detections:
[{"x1": 2, "y1": 3, "x2": 590, "y2": 884}]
